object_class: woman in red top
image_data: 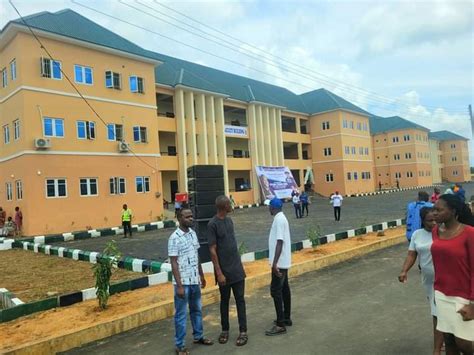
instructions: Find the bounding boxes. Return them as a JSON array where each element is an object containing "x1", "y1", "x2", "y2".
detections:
[
  {"x1": 431, "y1": 194, "x2": 474, "y2": 353},
  {"x1": 431, "y1": 187, "x2": 441, "y2": 204}
]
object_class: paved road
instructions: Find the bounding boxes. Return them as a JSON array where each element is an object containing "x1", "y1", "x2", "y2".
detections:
[
  {"x1": 52, "y1": 182, "x2": 473, "y2": 261},
  {"x1": 65, "y1": 244, "x2": 434, "y2": 355}
]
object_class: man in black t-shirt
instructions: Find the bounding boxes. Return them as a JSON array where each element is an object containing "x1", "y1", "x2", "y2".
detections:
[{"x1": 208, "y1": 195, "x2": 248, "y2": 347}]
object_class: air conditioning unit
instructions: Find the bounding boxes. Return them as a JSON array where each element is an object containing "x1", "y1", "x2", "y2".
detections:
[
  {"x1": 34, "y1": 138, "x2": 51, "y2": 149},
  {"x1": 118, "y1": 141, "x2": 130, "y2": 152}
]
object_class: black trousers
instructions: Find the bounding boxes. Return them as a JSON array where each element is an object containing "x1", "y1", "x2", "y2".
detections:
[
  {"x1": 219, "y1": 279, "x2": 247, "y2": 332},
  {"x1": 334, "y1": 206, "x2": 341, "y2": 221},
  {"x1": 122, "y1": 221, "x2": 132, "y2": 236},
  {"x1": 302, "y1": 203, "x2": 309, "y2": 216},
  {"x1": 270, "y1": 269, "x2": 291, "y2": 326},
  {"x1": 293, "y1": 204, "x2": 302, "y2": 218}
]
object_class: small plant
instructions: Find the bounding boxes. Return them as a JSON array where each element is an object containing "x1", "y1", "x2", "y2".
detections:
[
  {"x1": 307, "y1": 224, "x2": 322, "y2": 246},
  {"x1": 93, "y1": 240, "x2": 121, "y2": 310},
  {"x1": 238, "y1": 241, "x2": 248, "y2": 256}
]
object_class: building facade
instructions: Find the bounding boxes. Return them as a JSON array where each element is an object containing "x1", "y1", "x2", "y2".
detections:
[{"x1": 0, "y1": 10, "x2": 470, "y2": 235}]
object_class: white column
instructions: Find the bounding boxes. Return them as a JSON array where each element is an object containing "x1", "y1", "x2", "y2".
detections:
[
  {"x1": 174, "y1": 89, "x2": 188, "y2": 192},
  {"x1": 195, "y1": 94, "x2": 208, "y2": 164},
  {"x1": 184, "y1": 91, "x2": 197, "y2": 166},
  {"x1": 214, "y1": 97, "x2": 229, "y2": 195},
  {"x1": 206, "y1": 96, "x2": 218, "y2": 164},
  {"x1": 263, "y1": 107, "x2": 272, "y2": 166},
  {"x1": 270, "y1": 108, "x2": 279, "y2": 166},
  {"x1": 247, "y1": 104, "x2": 259, "y2": 203},
  {"x1": 276, "y1": 109, "x2": 284, "y2": 165},
  {"x1": 257, "y1": 106, "x2": 265, "y2": 166}
]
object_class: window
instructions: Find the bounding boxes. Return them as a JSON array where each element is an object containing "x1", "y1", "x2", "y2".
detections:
[
  {"x1": 6, "y1": 182, "x2": 12, "y2": 201},
  {"x1": 77, "y1": 121, "x2": 96, "y2": 140},
  {"x1": 1, "y1": 67, "x2": 7, "y2": 88},
  {"x1": 10, "y1": 59, "x2": 16, "y2": 81},
  {"x1": 351, "y1": 146, "x2": 356, "y2": 154},
  {"x1": 349, "y1": 121, "x2": 354, "y2": 129},
  {"x1": 129, "y1": 76, "x2": 144, "y2": 93},
  {"x1": 43, "y1": 117, "x2": 64, "y2": 137},
  {"x1": 344, "y1": 146, "x2": 350, "y2": 154},
  {"x1": 452, "y1": 156, "x2": 457, "y2": 162},
  {"x1": 361, "y1": 172, "x2": 371, "y2": 180},
  {"x1": 395, "y1": 172, "x2": 401, "y2": 179},
  {"x1": 74, "y1": 65, "x2": 93, "y2": 85},
  {"x1": 403, "y1": 134, "x2": 410, "y2": 141},
  {"x1": 107, "y1": 124, "x2": 123, "y2": 141},
  {"x1": 13, "y1": 119, "x2": 20, "y2": 140},
  {"x1": 450, "y1": 143, "x2": 456, "y2": 149},
  {"x1": 359, "y1": 147, "x2": 364, "y2": 155},
  {"x1": 133, "y1": 126, "x2": 147, "y2": 143},
  {"x1": 394, "y1": 154, "x2": 400, "y2": 160},
  {"x1": 15, "y1": 180, "x2": 23, "y2": 200},
  {"x1": 392, "y1": 136, "x2": 399, "y2": 143},
  {"x1": 406, "y1": 172, "x2": 413, "y2": 178},
  {"x1": 105, "y1": 71, "x2": 121, "y2": 89},
  {"x1": 347, "y1": 172, "x2": 351, "y2": 180},
  {"x1": 40, "y1": 57, "x2": 62, "y2": 79},
  {"x1": 110, "y1": 177, "x2": 126, "y2": 194},
  {"x1": 80, "y1": 178, "x2": 98, "y2": 196},
  {"x1": 453, "y1": 170, "x2": 458, "y2": 176},
  {"x1": 353, "y1": 172, "x2": 358, "y2": 180},
  {"x1": 46, "y1": 178, "x2": 67, "y2": 198},
  {"x1": 325, "y1": 173, "x2": 334, "y2": 182},
  {"x1": 135, "y1": 176, "x2": 150, "y2": 193},
  {"x1": 405, "y1": 153, "x2": 412, "y2": 159},
  {"x1": 3, "y1": 124, "x2": 10, "y2": 144},
  {"x1": 343, "y1": 120, "x2": 348, "y2": 128},
  {"x1": 364, "y1": 147, "x2": 369, "y2": 155},
  {"x1": 323, "y1": 147, "x2": 332, "y2": 156},
  {"x1": 322, "y1": 121, "x2": 330, "y2": 130},
  {"x1": 356, "y1": 122, "x2": 362, "y2": 130},
  {"x1": 363, "y1": 122, "x2": 368, "y2": 131}
]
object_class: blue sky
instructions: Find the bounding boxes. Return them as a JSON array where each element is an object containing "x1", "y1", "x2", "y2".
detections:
[{"x1": 1, "y1": 0, "x2": 473, "y2": 160}]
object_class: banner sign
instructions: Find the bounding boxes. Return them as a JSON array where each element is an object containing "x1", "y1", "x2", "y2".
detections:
[
  {"x1": 255, "y1": 166, "x2": 298, "y2": 200},
  {"x1": 224, "y1": 125, "x2": 248, "y2": 137}
]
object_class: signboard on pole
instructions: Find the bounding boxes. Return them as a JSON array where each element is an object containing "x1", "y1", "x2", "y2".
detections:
[{"x1": 255, "y1": 166, "x2": 298, "y2": 200}]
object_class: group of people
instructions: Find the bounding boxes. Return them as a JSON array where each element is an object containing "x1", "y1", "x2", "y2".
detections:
[
  {"x1": 0, "y1": 206, "x2": 23, "y2": 237},
  {"x1": 399, "y1": 189, "x2": 474, "y2": 354},
  {"x1": 168, "y1": 195, "x2": 292, "y2": 355},
  {"x1": 291, "y1": 190, "x2": 310, "y2": 218}
]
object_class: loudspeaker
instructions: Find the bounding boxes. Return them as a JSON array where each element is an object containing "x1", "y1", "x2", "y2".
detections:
[
  {"x1": 191, "y1": 205, "x2": 216, "y2": 219},
  {"x1": 188, "y1": 178, "x2": 225, "y2": 192},
  {"x1": 193, "y1": 220, "x2": 210, "y2": 242},
  {"x1": 198, "y1": 242, "x2": 211, "y2": 263},
  {"x1": 187, "y1": 165, "x2": 224, "y2": 179},
  {"x1": 189, "y1": 191, "x2": 224, "y2": 206}
]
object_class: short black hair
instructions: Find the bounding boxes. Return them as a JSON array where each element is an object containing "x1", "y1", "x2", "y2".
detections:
[
  {"x1": 418, "y1": 191, "x2": 429, "y2": 202},
  {"x1": 176, "y1": 208, "x2": 192, "y2": 220}
]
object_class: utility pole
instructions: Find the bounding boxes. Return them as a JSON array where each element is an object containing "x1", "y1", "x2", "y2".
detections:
[{"x1": 469, "y1": 104, "x2": 473, "y2": 137}]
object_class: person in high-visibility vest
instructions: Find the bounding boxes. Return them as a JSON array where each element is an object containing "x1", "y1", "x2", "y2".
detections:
[{"x1": 121, "y1": 204, "x2": 133, "y2": 238}]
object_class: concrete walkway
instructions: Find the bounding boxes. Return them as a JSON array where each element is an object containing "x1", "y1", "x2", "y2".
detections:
[{"x1": 65, "y1": 243, "x2": 433, "y2": 355}]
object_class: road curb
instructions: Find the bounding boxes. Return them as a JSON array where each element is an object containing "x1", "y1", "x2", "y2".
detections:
[{"x1": 2, "y1": 233, "x2": 405, "y2": 355}]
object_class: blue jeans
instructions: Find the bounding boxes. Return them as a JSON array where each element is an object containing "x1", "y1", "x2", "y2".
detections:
[{"x1": 174, "y1": 285, "x2": 203, "y2": 349}]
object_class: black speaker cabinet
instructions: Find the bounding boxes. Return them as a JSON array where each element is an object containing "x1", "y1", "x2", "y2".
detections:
[
  {"x1": 191, "y1": 205, "x2": 216, "y2": 219},
  {"x1": 187, "y1": 165, "x2": 224, "y2": 179},
  {"x1": 188, "y1": 178, "x2": 225, "y2": 192},
  {"x1": 198, "y1": 242, "x2": 211, "y2": 263},
  {"x1": 189, "y1": 191, "x2": 225, "y2": 206}
]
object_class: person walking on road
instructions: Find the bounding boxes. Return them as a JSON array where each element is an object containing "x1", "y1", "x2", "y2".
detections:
[
  {"x1": 398, "y1": 207, "x2": 443, "y2": 355},
  {"x1": 292, "y1": 191, "x2": 302, "y2": 219},
  {"x1": 14, "y1": 206, "x2": 22, "y2": 237},
  {"x1": 330, "y1": 191, "x2": 343, "y2": 221},
  {"x1": 406, "y1": 191, "x2": 433, "y2": 242},
  {"x1": 265, "y1": 197, "x2": 292, "y2": 336},
  {"x1": 121, "y1": 204, "x2": 133, "y2": 238},
  {"x1": 208, "y1": 195, "x2": 248, "y2": 347},
  {"x1": 300, "y1": 191, "x2": 310, "y2": 217},
  {"x1": 169, "y1": 208, "x2": 214, "y2": 355}
]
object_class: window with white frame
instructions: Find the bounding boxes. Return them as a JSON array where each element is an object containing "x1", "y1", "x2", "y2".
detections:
[
  {"x1": 325, "y1": 173, "x2": 334, "y2": 182},
  {"x1": 77, "y1": 121, "x2": 96, "y2": 140},
  {"x1": 80, "y1": 178, "x2": 98, "y2": 196},
  {"x1": 110, "y1": 177, "x2": 126, "y2": 194},
  {"x1": 322, "y1": 121, "x2": 330, "y2": 130},
  {"x1": 405, "y1": 153, "x2": 412, "y2": 159},
  {"x1": 364, "y1": 147, "x2": 369, "y2": 155},
  {"x1": 3, "y1": 124, "x2": 10, "y2": 144},
  {"x1": 74, "y1": 65, "x2": 93, "y2": 85},
  {"x1": 453, "y1": 170, "x2": 458, "y2": 176},
  {"x1": 1, "y1": 67, "x2": 7, "y2": 88},
  {"x1": 395, "y1": 172, "x2": 401, "y2": 179},
  {"x1": 105, "y1": 71, "x2": 121, "y2": 89},
  {"x1": 40, "y1": 57, "x2": 62, "y2": 79},
  {"x1": 394, "y1": 154, "x2": 400, "y2": 160},
  {"x1": 363, "y1": 122, "x2": 368, "y2": 131},
  {"x1": 6, "y1": 182, "x2": 12, "y2": 201},
  {"x1": 359, "y1": 147, "x2": 364, "y2": 155},
  {"x1": 107, "y1": 123, "x2": 123, "y2": 141},
  {"x1": 349, "y1": 121, "x2": 354, "y2": 129},
  {"x1": 344, "y1": 146, "x2": 350, "y2": 154},
  {"x1": 392, "y1": 136, "x2": 399, "y2": 143},
  {"x1": 43, "y1": 117, "x2": 64, "y2": 137},
  {"x1": 403, "y1": 134, "x2": 410, "y2": 141},
  {"x1": 450, "y1": 143, "x2": 456, "y2": 149},
  {"x1": 13, "y1": 119, "x2": 20, "y2": 140},
  {"x1": 10, "y1": 59, "x2": 16, "y2": 81},
  {"x1": 323, "y1": 147, "x2": 332, "y2": 156},
  {"x1": 356, "y1": 122, "x2": 362, "y2": 130},
  {"x1": 133, "y1": 126, "x2": 147, "y2": 143},
  {"x1": 351, "y1": 146, "x2": 356, "y2": 154},
  {"x1": 347, "y1": 172, "x2": 351, "y2": 180},
  {"x1": 46, "y1": 178, "x2": 67, "y2": 198},
  {"x1": 15, "y1": 180, "x2": 23, "y2": 200},
  {"x1": 343, "y1": 120, "x2": 348, "y2": 128},
  {"x1": 451, "y1": 156, "x2": 457, "y2": 162},
  {"x1": 406, "y1": 171, "x2": 413, "y2": 178},
  {"x1": 135, "y1": 176, "x2": 150, "y2": 193},
  {"x1": 353, "y1": 172, "x2": 358, "y2": 180},
  {"x1": 129, "y1": 76, "x2": 144, "y2": 93}
]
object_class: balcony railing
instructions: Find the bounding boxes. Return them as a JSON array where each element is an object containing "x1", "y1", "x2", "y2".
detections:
[{"x1": 157, "y1": 111, "x2": 175, "y2": 118}]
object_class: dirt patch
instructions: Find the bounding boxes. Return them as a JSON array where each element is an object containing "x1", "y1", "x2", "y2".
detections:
[
  {"x1": 0, "y1": 249, "x2": 140, "y2": 302},
  {"x1": 0, "y1": 227, "x2": 405, "y2": 351}
]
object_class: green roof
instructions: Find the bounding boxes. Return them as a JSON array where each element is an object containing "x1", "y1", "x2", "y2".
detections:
[
  {"x1": 369, "y1": 115, "x2": 430, "y2": 134},
  {"x1": 299, "y1": 88, "x2": 369, "y2": 116},
  {"x1": 429, "y1": 130, "x2": 468, "y2": 141}
]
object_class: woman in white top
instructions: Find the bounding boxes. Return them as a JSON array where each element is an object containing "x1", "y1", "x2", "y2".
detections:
[{"x1": 399, "y1": 207, "x2": 443, "y2": 355}]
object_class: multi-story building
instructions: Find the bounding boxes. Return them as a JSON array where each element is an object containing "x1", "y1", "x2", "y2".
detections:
[{"x1": 0, "y1": 9, "x2": 470, "y2": 235}]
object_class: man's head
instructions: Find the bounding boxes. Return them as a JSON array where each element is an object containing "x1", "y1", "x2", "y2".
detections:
[
  {"x1": 417, "y1": 191, "x2": 430, "y2": 202},
  {"x1": 216, "y1": 195, "x2": 232, "y2": 214},
  {"x1": 15, "y1": 206, "x2": 19, "y2": 211},
  {"x1": 177, "y1": 208, "x2": 193, "y2": 228},
  {"x1": 434, "y1": 187, "x2": 440, "y2": 194},
  {"x1": 265, "y1": 197, "x2": 283, "y2": 216},
  {"x1": 123, "y1": 204, "x2": 127, "y2": 210},
  {"x1": 335, "y1": 191, "x2": 339, "y2": 195}
]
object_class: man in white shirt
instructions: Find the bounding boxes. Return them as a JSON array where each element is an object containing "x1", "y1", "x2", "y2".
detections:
[
  {"x1": 264, "y1": 197, "x2": 292, "y2": 336},
  {"x1": 330, "y1": 191, "x2": 343, "y2": 221}
]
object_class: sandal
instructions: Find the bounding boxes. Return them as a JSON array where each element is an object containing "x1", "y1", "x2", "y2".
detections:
[
  {"x1": 175, "y1": 347, "x2": 189, "y2": 355},
  {"x1": 193, "y1": 337, "x2": 214, "y2": 345},
  {"x1": 236, "y1": 332, "x2": 248, "y2": 346},
  {"x1": 218, "y1": 331, "x2": 229, "y2": 344}
]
